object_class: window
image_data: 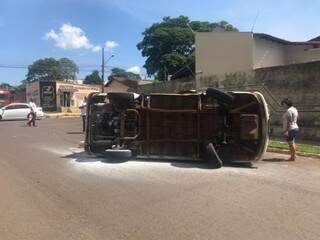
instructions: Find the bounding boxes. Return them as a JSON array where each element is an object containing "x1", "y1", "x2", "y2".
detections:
[
  {"x1": 5, "y1": 104, "x2": 29, "y2": 110},
  {"x1": 16, "y1": 104, "x2": 30, "y2": 109},
  {"x1": 5, "y1": 105, "x2": 19, "y2": 110},
  {"x1": 62, "y1": 92, "x2": 71, "y2": 107}
]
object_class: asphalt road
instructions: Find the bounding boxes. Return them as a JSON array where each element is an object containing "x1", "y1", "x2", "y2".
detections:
[{"x1": 1, "y1": 118, "x2": 320, "y2": 240}]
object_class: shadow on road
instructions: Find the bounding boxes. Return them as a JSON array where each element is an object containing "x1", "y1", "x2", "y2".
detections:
[
  {"x1": 63, "y1": 151, "x2": 101, "y2": 163},
  {"x1": 67, "y1": 131, "x2": 84, "y2": 135},
  {"x1": 63, "y1": 150, "x2": 255, "y2": 170},
  {"x1": 262, "y1": 158, "x2": 286, "y2": 162},
  {"x1": 224, "y1": 162, "x2": 257, "y2": 169},
  {"x1": 170, "y1": 161, "x2": 216, "y2": 169}
]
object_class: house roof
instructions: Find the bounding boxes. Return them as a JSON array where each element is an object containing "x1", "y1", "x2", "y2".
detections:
[
  {"x1": 105, "y1": 76, "x2": 138, "y2": 89},
  {"x1": 309, "y1": 36, "x2": 320, "y2": 41},
  {"x1": 254, "y1": 33, "x2": 320, "y2": 45}
]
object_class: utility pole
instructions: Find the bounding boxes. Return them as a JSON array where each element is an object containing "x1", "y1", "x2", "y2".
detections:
[{"x1": 101, "y1": 46, "x2": 105, "y2": 93}]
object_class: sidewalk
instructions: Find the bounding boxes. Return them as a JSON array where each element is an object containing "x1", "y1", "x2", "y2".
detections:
[
  {"x1": 270, "y1": 137, "x2": 320, "y2": 147},
  {"x1": 44, "y1": 112, "x2": 81, "y2": 118}
]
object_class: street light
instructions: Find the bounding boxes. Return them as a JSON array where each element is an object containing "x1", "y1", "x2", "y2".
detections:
[
  {"x1": 101, "y1": 47, "x2": 115, "y2": 93},
  {"x1": 106, "y1": 54, "x2": 115, "y2": 62}
]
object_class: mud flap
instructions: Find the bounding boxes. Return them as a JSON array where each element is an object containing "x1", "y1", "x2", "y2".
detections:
[{"x1": 205, "y1": 142, "x2": 223, "y2": 169}]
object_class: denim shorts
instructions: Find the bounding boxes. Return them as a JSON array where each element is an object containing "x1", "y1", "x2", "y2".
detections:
[{"x1": 287, "y1": 128, "x2": 299, "y2": 143}]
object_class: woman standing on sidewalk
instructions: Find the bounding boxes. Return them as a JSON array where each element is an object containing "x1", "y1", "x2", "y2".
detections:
[{"x1": 282, "y1": 98, "x2": 299, "y2": 161}]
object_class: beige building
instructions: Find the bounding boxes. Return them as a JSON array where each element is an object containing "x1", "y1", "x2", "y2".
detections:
[
  {"x1": 196, "y1": 32, "x2": 320, "y2": 79},
  {"x1": 26, "y1": 81, "x2": 100, "y2": 112}
]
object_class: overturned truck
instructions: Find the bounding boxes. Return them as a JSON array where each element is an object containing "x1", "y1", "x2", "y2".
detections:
[{"x1": 85, "y1": 88, "x2": 269, "y2": 168}]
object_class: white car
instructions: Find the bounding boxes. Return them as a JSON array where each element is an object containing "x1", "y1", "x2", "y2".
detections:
[{"x1": 0, "y1": 103, "x2": 44, "y2": 120}]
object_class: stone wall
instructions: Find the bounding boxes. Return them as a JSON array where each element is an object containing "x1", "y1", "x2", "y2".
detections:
[
  {"x1": 134, "y1": 77, "x2": 195, "y2": 94},
  {"x1": 135, "y1": 61, "x2": 320, "y2": 141},
  {"x1": 254, "y1": 62, "x2": 320, "y2": 141}
]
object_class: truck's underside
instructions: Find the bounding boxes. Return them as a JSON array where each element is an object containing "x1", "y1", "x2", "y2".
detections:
[{"x1": 85, "y1": 88, "x2": 268, "y2": 165}]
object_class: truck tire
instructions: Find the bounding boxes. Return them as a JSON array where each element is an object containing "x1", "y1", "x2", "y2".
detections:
[
  {"x1": 104, "y1": 149, "x2": 132, "y2": 159},
  {"x1": 206, "y1": 88, "x2": 234, "y2": 106}
]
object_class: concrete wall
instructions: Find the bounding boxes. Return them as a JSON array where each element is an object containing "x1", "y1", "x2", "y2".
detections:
[
  {"x1": 134, "y1": 77, "x2": 195, "y2": 94},
  {"x1": 286, "y1": 45, "x2": 320, "y2": 65},
  {"x1": 26, "y1": 81, "x2": 40, "y2": 106},
  {"x1": 253, "y1": 37, "x2": 286, "y2": 69},
  {"x1": 196, "y1": 32, "x2": 254, "y2": 77},
  {"x1": 254, "y1": 62, "x2": 320, "y2": 141}
]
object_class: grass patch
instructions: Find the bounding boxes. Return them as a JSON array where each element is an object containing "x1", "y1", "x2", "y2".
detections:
[{"x1": 269, "y1": 140, "x2": 320, "y2": 155}]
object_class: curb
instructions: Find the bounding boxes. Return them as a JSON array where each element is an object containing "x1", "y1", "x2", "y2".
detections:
[
  {"x1": 267, "y1": 147, "x2": 320, "y2": 159},
  {"x1": 44, "y1": 114, "x2": 81, "y2": 119}
]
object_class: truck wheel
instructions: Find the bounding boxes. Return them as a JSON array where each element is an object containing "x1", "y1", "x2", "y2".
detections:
[
  {"x1": 206, "y1": 88, "x2": 234, "y2": 106},
  {"x1": 204, "y1": 142, "x2": 223, "y2": 169},
  {"x1": 104, "y1": 149, "x2": 132, "y2": 159}
]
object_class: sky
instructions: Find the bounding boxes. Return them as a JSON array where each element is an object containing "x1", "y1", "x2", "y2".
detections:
[{"x1": 1, "y1": 0, "x2": 320, "y2": 85}]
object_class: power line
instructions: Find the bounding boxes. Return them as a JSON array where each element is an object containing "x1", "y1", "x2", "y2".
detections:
[
  {"x1": 0, "y1": 65, "x2": 27, "y2": 69},
  {"x1": 0, "y1": 64, "x2": 139, "y2": 71},
  {"x1": 0, "y1": 65, "x2": 108, "y2": 74},
  {"x1": 0, "y1": 64, "x2": 101, "y2": 69},
  {"x1": 251, "y1": 11, "x2": 260, "y2": 32}
]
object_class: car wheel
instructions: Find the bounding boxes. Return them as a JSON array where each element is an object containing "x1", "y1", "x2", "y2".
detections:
[
  {"x1": 0, "y1": 115, "x2": 2, "y2": 120},
  {"x1": 206, "y1": 88, "x2": 234, "y2": 106},
  {"x1": 203, "y1": 142, "x2": 223, "y2": 169}
]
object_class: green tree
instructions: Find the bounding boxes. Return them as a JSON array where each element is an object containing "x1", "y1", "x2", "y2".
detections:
[
  {"x1": 137, "y1": 16, "x2": 238, "y2": 81},
  {"x1": 26, "y1": 58, "x2": 79, "y2": 82},
  {"x1": 0, "y1": 82, "x2": 13, "y2": 89},
  {"x1": 83, "y1": 70, "x2": 102, "y2": 84},
  {"x1": 108, "y1": 67, "x2": 141, "y2": 80},
  {"x1": 59, "y1": 58, "x2": 79, "y2": 80}
]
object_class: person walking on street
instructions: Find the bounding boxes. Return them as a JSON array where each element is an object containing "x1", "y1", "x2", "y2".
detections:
[
  {"x1": 79, "y1": 96, "x2": 87, "y2": 133},
  {"x1": 282, "y1": 98, "x2": 299, "y2": 161},
  {"x1": 27, "y1": 98, "x2": 37, "y2": 127}
]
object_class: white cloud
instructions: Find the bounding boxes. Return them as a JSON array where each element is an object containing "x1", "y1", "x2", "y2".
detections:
[
  {"x1": 127, "y1": 66, "x2": 141, "y2": 74},
  {"x1": 105, "y1": 41, "x2": 119, "y2": 51},
  {"x1": 92, "y1": 45, "x2": 102, "y2": 52},
  {"x1": 45, "y1": 23, "x2": 102, "y2": 52},
  {"x1": 45, "y1": 23, "x2": 92, "y2": 49}
]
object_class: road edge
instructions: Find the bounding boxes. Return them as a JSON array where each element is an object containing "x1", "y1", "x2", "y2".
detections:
[{"x1": 267, "y1": 147, "x2": 320, "y2": 159}]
